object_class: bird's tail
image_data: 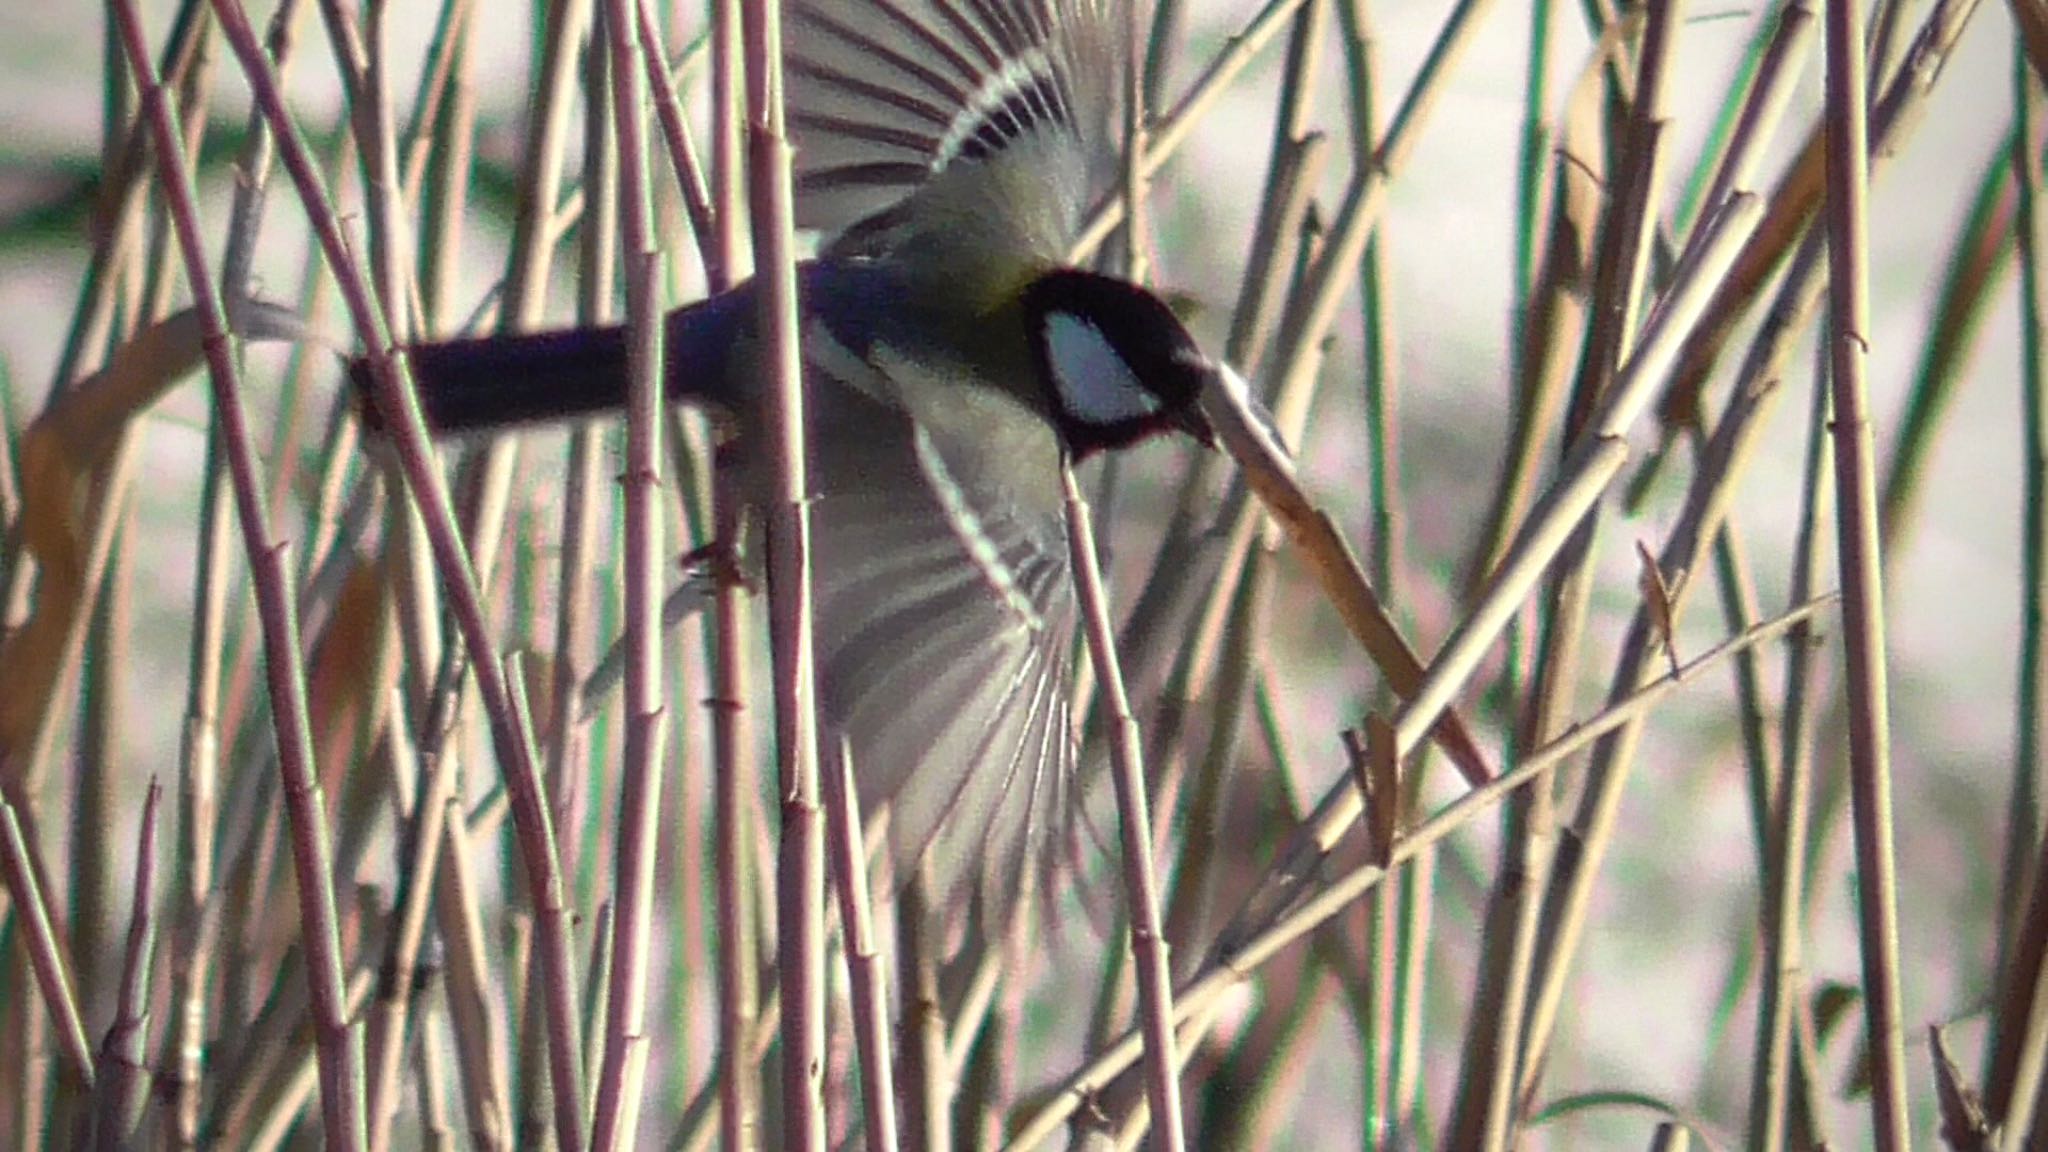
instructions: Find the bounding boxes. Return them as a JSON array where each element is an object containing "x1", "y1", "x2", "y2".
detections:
[
  {"x1": 348, "y1": 289, "x2": 753, "y2": 437},
  {"x1": 349, "y1": 327, "x2": 638, "y2": 436}
]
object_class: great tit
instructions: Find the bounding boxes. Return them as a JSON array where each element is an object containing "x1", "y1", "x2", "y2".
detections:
[{"x1": 351, "y1": 0, "x2": 1224, "y2": 926}]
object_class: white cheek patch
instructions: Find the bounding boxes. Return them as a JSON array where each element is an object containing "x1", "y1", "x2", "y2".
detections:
[{"x1": 1044, "y1": 312, "x2": 1163, "y2": 426}]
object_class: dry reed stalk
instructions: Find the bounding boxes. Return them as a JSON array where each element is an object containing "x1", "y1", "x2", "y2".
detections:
[{"x1": 1820, "y1": 0, "x2": 1910, "y2": 1145}]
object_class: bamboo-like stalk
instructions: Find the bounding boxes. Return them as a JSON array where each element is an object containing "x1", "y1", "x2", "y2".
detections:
[
  {"x1": 1987, "y1": 43, "x2": 2048, "y2": 1141},
  {"x1": 201, "y1": 4, "x2": 593, "y2": 1145},
  {"x1": 1010, "y1": 597, "x2": 1838, "y2": 1147},
  {"x1": 415, "y1": 1009, "x2": 456, "y2": 1147},
  {"x1": 242, "y1": 969, "x2": 380, "y2": 1152},
  {"x1": 444, "y1": 0, "x2": 590, "y2": 609},
  {"x1": 1878, "y1": 128, "x2": 2018, "y2": 559},
  {"x1": 538, "y1": 0, "x2": 626, "y2": 1121},
  {"x1": 364, "y1": 702, "x2": 467, "y2": 1152},
  {"x1": 1152, "y1": 0, "x2": 1328, "y2": 979},
  {"x1": 1216, "y1": 0, "x2": 1504, "y2": 789},
  {"x1": 72, "y1": 493, "x2": 131, "y2": 1106},
  {"x1": 1107, "y1": 104, "x2": 1321, "y2": 759},
  {"x1": 91, "y1": 777, "x2": 160, "y2": 1148},
  {"x1": 705, "y1": 0, "x2": 761, "y2": 1144},
  {"x1": 1120, "y1": 0, "x2": 1150, "y2": 286},
  {"x1": 588, "y1": 0, "x2": 673, "y2": 1139},
  {"x1": 1658, "y1": 0, "x2": 1985, "y2": 443},
  {"x1": 538, "y1": 0, "x2": 618, "y2": 1129},
  {"x1": 1462, "y1": 32, "x2": 1606, "y2": 609},
  {"x1": 1463, "y1": 6, "x2": 1679, "y2": 1146},
  {"x1": 634, "y1": 0, "x2": 718, "y2": 274},
  {"x1": 1749, "y1": 332, "x2": 1837, "y2": 1151},
  {"x1": 581, "y1": 899, "x2": 617, "y2": 1123},
  {"x1": 416, "y1": 0, "x2": 481, "y2": 334},
  {"x1": 171, "y1": 431, "x2": 230, "y2": 1146},
  {"x1": 1518, "y1": 232, "x2": 1815, "y2": 1102},
  {"x1": 898, "y1": 878, "x2": 949, "y2": 1152},
  {"x1": 395, "y1": 0, "x2": 479, "y2": 216},
  {"x1": 1063, "y1": 465, "x2": 1187, "y2": 1152},
  {"x1": 1819, "y1": 0, "x2": 1909, "y2": 1144},
  {"x1": 1340, "y1": 5, "x2": 1414, "y2": 1142},
  {"x1": 112, "y1": 3, "x2": 367, "y2": 1146},
  {"x1": 1068, "y1": 0, "x2": 1312, "y2": 262},
  {"x1": 1387, "y1": 838, "x2": 1435, "y2": 1135},
  {"x1": 823, "y1": 742, "x2": 899, "y2": 1152},
  {"x1": 0, "y1": 791, "x2": 93, "y2": 1090},
  {"x1": 354, "y1": 4, "x2": 489, "y2": 1135},
  {"x1": 429, "y1": 787, "x2": 515, "y2": 1148},
  {"x1": 10, "y1": 0, "x2": 2038, "y2": 1144},
  {"x1": 1504, "y1": 0, "x2": 1820, "y2": 1094},
  {"x1": 739, "y1": 1, "x2": 828, "y2": 1144},
  {"x1": 966, "y1": 935, "x2": 1028, "y2": 1147},
  {"x1": 1220, "y1": 192, "x2": 1762, "y2": 953}
]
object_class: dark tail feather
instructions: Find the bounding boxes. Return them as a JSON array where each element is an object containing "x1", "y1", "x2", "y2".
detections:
[
  {"x1": 350, "y1": 288, "x2": 757, "y2": 437},
  {"x1": 349, "y1": 327, "x2": 633, "y2": 437}
]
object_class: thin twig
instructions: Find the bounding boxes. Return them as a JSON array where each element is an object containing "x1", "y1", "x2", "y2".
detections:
[
  {"x1": 738, "y1": 1, "x2": 828, "y2": 1147},
  {"x1": 203, "y1": 3, "x2": 591, "y2": 1144},
  {"x1": 364, "y1": 704, "x2": 465, "y2": 1152},
  {"x1": 705, "y1": 0, "x2": 761, "y2": 1145},
  {"x1": 1987, "y1": 43, "x2": 2048, "y2": 1136},
  {"x1": 1063, "y1": 465, "x2": 1187, "y2": 1152},
  {"x1": 1218, "y1": 192, "x2": 1762, "y2": 952},
  {"x1": 824, "y1": 741, "x2": 900, "y2": 1152},
  {"x1": 588, "y1": 0, "x2": 672, "y2": 1141},
  {"x1": 0, "y1": 791, "x2": 93, "y2": 1089},
  {"x1": 92, "y1": 777, "x2": 161, "y2": 1148},
  {"x1": 1009, "y1": 597, "x2": 1839, "y2": 1148},
  {"x1": 114, "y1": 3, "x2": 366, "y2": 1144},
  {"x1": 1749, "y1": 318, "x2": 1836, "y2": 1151},
  {"x1": 1820, "y1": 0, "x2": 1910, "y2": 1144}
]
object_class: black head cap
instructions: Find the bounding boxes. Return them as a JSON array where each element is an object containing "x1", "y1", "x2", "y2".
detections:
[{"x1": 1020, "y1": 269, "x2": 1217, "y2": 458}]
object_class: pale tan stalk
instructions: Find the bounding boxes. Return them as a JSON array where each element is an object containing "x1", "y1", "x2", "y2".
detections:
[
  {"x1": 587, "y1": 0, "x2": 673, "y2": 1139},
  {"x1": 1012, "y1": 598, "x2": 1837, "y2": 1148},
  {"x1": 204, "y1": 0, "x2": 592, "y2": 1141},
  {"x1": 738, "y1": 1, "x2": 828, "y2": 1147},
  {"x1": 824, "y1": 742, "x2": 899, "y2": 1152},
  {"x1": 706, "y1": 0, "x2": 761, "y2": 1144},
  {"x1": 115, "y1": 2, "x2": 367, "y2": 1143},
  {"x1": 1064, "y1": 466, "x2": 1186, "y2": 1152},
  {"x1": 1820, "y1": 0, "x2": 1910, "y2": 1143},
  {"x1": 91, "y1": 778, "x2": 161, "y2": 1148}
]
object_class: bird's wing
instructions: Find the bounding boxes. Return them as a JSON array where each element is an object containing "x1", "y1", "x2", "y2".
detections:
[
  {"x1": 799, "y1": 332, "x2": 1081, "y2": 927},
  {"x1": 787, "y1": 0, "x2": 1124, "y2": 267}
]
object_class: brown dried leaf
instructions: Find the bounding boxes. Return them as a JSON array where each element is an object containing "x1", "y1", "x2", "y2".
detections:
[
  {"x1": 2, "y1": 301, "x2": 314, "y2": 762},
  {"x1": 1636, "y1": 539, "x2": 1684, "y2": 680},
  {"x1": 1929, "y1": 1024, "x2": 1995, "y2": 1151}
]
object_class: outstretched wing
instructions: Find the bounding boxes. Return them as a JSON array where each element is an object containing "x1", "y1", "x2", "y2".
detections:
[
  {"x1": 787, "y1": 0, "x2": 1124, "y2": 266},
  {"x1": 798, "y1": 302, "x2": 1083, "y2": 928}
]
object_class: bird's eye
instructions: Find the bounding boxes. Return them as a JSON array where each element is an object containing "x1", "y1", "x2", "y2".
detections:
[{"x1": 1041, "y1": 311, "x2": 1168, "y2": 428}]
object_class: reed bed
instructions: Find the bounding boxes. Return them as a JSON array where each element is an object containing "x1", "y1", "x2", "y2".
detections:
[{"x1": 0, "y1": 0, "x2": 2037, "y2": 1147}]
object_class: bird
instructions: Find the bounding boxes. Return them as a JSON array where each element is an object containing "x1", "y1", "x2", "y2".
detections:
[{"x1": 350, "y1": 0, "x2": 1223, "y2": 930}]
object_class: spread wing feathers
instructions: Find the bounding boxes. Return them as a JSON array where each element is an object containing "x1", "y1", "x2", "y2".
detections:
[
  {"x1": 787, "y1": 0, "x2": 1124, "y2": 256},
  {"x1": 801, "y1": 344, "x2": 1083, "y2": 923},
  {"x1": 810, "y1": 480, "x2": 1079, "y2": 925}
]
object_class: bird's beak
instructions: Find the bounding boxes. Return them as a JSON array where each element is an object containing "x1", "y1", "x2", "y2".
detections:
[{"x1": 1177, "y1": 400, "x2": 1218, "y2": 448}]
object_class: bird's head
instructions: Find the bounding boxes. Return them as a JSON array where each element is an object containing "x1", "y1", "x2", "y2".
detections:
[{"x1": 1018, "y1": 268, "x2": 1217, "y2": 458}]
